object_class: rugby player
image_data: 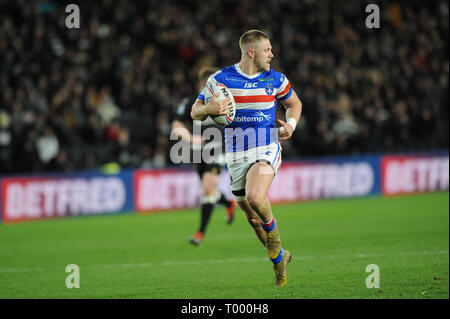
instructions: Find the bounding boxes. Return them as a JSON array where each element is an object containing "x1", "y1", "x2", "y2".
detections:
[{"x1": 191, "y1": 30, "x2": 302, "y2": 286}]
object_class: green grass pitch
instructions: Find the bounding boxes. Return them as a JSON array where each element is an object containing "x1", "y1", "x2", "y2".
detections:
[{"x1": 0, "y1": 192, "x2": 448, "y2": 299}]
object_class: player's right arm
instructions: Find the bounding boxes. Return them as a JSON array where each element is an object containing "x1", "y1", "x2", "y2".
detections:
[
  {"x1": 191, "y1": 73, "x2": 231, "y2": 120},
  {"x1": 190, "y1": 95, "x2": 230, "y2": 121}
]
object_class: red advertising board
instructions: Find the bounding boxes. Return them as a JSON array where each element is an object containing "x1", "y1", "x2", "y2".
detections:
[
  {"x1": 134, "y1": 169, "x2": 203, "y2": 212},
  {"x1": 1, "y1": 174, "x2": 131, "y2": 223},
  {"x1": 381, "y1": 155, "x2": 449, "y2": 196},
  {"x1": 268, "y1": 160, "x2": 378, "y2": 202},
  {"x1": 133, "y1": 158, "x2": 380, "y2": 212},
  {"x1": 2, "y1": 153, "x2": 447, "y2": 223}
]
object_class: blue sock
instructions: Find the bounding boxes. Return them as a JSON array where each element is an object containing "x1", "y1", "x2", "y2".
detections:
[{"x1": 270, "y1": 247, "x2": 283, "y2": 264}]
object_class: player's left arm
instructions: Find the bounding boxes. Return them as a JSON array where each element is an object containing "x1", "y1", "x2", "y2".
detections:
[{"x1": 278, "y1": 89, "x2": 302, "y2": 140}]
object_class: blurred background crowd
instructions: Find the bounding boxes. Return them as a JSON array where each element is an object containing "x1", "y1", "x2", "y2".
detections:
[{"x1": 0, "y1": 0, "x2": 448, "y2": 174}]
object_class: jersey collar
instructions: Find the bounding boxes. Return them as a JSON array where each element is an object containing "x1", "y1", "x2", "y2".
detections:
[{"x1": 234, "y1": 63, "x2": 263, "y2": 79}]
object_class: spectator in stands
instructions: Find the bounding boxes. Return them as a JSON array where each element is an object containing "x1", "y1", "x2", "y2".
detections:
[{"x1": 35, "y1": 126, "x2": 60, "y2": 169}]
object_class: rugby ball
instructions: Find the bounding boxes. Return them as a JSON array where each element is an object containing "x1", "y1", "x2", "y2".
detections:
[{"x1": 204, "y1": 83, "x2": 236, "y2": 126}]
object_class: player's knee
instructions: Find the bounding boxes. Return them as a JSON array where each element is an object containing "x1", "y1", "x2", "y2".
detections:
[
  {"x1": 247, "y1": 217, "x2": 260, "y2": 229},
  {"x1": 247, "y1": 191, "x2": 265, "y2": 209}
]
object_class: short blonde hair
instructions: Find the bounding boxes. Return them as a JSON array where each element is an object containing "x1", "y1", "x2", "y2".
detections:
[{"x1": 239, "y1": 29, "x2": 270, "y2": 53}]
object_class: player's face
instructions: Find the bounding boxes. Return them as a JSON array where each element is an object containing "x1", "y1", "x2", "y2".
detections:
[{"x1": 253, "y1": 39, "x2": 273, "y2": 72}]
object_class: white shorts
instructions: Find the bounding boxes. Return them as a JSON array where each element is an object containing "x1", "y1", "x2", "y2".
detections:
[{"x1": 225, "y1": 142, "x2": 282, "y2": 201}]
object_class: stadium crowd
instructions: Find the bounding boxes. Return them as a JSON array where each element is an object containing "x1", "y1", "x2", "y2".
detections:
[{"x1": 0, "y1": 0, "x2": 448, "y2": 174}]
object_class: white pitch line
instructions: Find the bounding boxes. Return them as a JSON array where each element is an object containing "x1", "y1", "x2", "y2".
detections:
[{"x1": 0, "y1": 250, "x2": 447, "y2": 273}]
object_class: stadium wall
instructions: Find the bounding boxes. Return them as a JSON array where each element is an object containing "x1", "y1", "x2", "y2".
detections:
[{"x1": 0, "y1": 152, "x2": 448, "y2": 223}]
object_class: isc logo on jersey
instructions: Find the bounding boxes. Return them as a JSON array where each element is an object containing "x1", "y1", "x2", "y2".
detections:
[
  {"x1": 204, "y1": 83, "x2": 236, "y2": 126},
  {"x1": 244, "y1": 82, "x2": 258, "y2": 88}
]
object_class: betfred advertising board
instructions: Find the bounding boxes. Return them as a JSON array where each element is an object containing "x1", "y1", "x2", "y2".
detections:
[
  {"x1": 2, "y1": 152, "x2": 448, "y2": 223},
  {"x1": 381, "y1": 155, "x2": 449, "y2": 196},
  {"x1": 134, "y1": 169, "x2": 203, "y2": 212},
  {"x1": 134, "y1": 156, "x2": 381, "y2": 212},
  {"x1": 134, "y1": 168, "x2": 233, "y2": 212},
  {"x1": 268, "y1": 156, "x2": 381, "y2": 203},
  {"x1": 1, "y1": 171, "x2": 134, "y2": 223}
]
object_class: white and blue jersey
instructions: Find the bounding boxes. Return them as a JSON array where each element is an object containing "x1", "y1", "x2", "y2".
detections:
[{"x1": 197, "y1": 64, "x2": 293, "y2": 152}]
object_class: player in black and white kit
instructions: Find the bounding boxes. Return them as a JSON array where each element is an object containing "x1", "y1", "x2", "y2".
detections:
[{"x1": 171, "y1": 66, "x2": 237, "y2": 245}]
